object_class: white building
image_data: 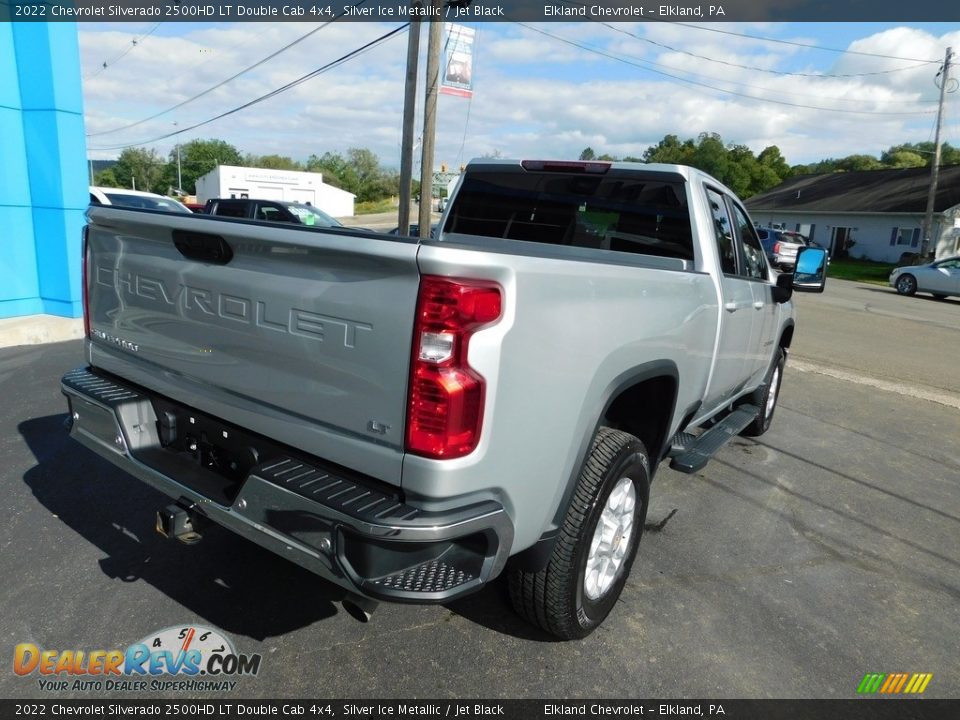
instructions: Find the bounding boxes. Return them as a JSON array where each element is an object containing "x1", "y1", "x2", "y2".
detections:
[
  {"x1": 746, "y1": 166, "x2": 960, "y2": 262},
  {"x1": 195, "y1": 165, "x2": 355, "y2": 217}
]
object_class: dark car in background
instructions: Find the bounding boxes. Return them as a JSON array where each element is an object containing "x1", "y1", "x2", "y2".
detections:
[{"x1": 204, "y1": 198, "x2": 343, "y2": 228}]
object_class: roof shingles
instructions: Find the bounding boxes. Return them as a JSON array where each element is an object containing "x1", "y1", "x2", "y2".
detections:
[{"x1": 745, "y1": 165, "x2": 960, "y2": 214}]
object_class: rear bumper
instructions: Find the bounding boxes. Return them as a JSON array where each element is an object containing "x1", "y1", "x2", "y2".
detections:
[{"x1": 61, "y1": 366, "x2": 513, "y2": 604}]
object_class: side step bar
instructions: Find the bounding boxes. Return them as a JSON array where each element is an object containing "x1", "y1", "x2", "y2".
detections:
[{"x1": 668, "y1": 405, "x2": 759, "y2": 474}]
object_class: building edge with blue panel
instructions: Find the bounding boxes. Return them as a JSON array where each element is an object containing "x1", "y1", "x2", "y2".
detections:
[{"x1": 1, "y1": 22, "x2": 87, "y2": 321}]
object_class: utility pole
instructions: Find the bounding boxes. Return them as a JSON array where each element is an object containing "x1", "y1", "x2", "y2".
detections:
[
  {"x1": 418, "y1": 2, "x2": 444, "y2": 238},
  {"x1": 920, "y1": 46, "x2": 953, "y2": 261},
  {"x1": 398, "y1": 5, "x2": 422, "y2": 236},
  {"x1": 173, "y1": 121, "x2": 183, "y2": 195}
]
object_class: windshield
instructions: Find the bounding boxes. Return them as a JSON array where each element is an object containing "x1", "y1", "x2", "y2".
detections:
[
  {"x1": 104, "y1": 193, "x2": 191, "y2": 213},
  {"x1": 284, "y1": 203, "x2": 342, "y2": 227}
]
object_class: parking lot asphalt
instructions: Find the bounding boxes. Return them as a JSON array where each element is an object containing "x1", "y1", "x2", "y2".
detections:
[{"x1": 1, "y1": 280, "x2": 958, "y2": 700}]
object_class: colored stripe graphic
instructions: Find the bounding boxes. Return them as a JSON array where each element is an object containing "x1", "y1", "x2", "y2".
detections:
[
  {"x1": 858, "y1": 673, "x2": 933, "y2": 694},
  {"x1": 857, "y1": 673, "x2": 885, "y2": 694}
]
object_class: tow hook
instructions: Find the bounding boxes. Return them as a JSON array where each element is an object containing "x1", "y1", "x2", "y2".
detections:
[
  {"x1": 341, "y1": 594, "x2": 379, "y2": 623},
  {"x1": 156, "y1": 500, "x2": 205, "y2": 544}
]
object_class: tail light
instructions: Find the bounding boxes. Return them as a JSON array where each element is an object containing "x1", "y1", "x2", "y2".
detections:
[
  {"x1": 773, "y1": 241, "x2": 781, "y2": 254},
  {"x1": 82, "y1": 226, "x2": 91, "y2": 337},
  {"x1": 405, "y1": 276, "x2": 502, "y2": 459}
]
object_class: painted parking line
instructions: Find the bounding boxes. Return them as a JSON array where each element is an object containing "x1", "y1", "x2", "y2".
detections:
[{"x1": 790, "y1": 359, "x2": 960, "y2": 411}]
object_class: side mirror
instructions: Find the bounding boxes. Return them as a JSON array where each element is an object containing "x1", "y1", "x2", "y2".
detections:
[
  {"x1": 772, "y1": 272, "x2": 793, "y2": 303},
  {"x1": 792, "y1": 246, "x2": 828, "y2": 293}
]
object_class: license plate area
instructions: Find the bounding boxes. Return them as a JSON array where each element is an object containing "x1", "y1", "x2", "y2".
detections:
[{"x1": 141, "y1": 397, "x2": 290, "y2": 505}]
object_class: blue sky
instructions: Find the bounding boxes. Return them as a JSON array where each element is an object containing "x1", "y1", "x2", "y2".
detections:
[{"x1": 79, "y1": 21, "x2": 960, "y2": 169}]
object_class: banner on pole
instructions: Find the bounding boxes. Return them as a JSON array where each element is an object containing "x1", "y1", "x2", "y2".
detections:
[{"x1": 440, "y1": 24, "x2": 475, "y2": 99}]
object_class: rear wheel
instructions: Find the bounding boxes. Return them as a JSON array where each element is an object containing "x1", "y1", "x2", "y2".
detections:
[
  {"x1": 895, "y1": 274, "x2": 917, "y2": 296},
  {"x1": 508, "y1": 427, "x2": 650, "y2": 639},
  {"x1": 741, "y1": 348, "x2": 785, "y2": 437}
]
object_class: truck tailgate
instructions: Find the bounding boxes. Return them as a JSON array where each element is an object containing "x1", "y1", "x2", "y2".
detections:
[{"x1": 84, "y1": 207, "x2": 420, "y2": 485}]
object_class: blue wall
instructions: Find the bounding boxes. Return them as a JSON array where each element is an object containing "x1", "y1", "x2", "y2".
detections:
[{"x1": 0, "y1": 22, "x2": 87, "y2": 319}]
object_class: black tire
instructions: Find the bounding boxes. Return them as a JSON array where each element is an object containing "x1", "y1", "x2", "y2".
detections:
[
  {"x1": 895, "y1": 274, "x2": 917, "y2": 296},
  {"x1": 741, "y1": 347, "x2": 785, "y2": 437},
  {"x1": 508, "y1": 427, "x2": 650, "y2": 639}
]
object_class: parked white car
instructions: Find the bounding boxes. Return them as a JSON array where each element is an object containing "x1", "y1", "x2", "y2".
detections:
[
  {"x1": 89, "y1": 187, "x2": 192, "y2": 214},
  {"x1": 889, "y1": 256, "x2": 960, "y2": 299}
]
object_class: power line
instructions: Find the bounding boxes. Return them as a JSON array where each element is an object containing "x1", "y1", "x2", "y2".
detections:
[
  {"x1": 86, "y1": 3, "x2": 368, "y2": 138},
  {"x1": 588, "y1": 24, "x2": 939, "y2": 107},
  {"x1": 516, "y1": 23, "x2": 938, "y2": 118},
  {"x1": 668, "y1": 21, "x2": 941, "y2": 64},
  {"x1": 89, "y1": 24, "x2": 409, "y2": 152},
  {"x1": 600, "y1": 22, "x2": 936, "y2": 78},
  {"x1": 84, "y1": 22, "x2": 161, "y2": 81}
]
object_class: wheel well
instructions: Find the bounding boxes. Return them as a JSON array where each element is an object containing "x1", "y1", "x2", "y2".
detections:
[
  {"x1": 780, "y1": 324, "x2": 795, "y2": 349},
  {"x1": 603, "y1": 376, "x2": 676, "y2": 463}
]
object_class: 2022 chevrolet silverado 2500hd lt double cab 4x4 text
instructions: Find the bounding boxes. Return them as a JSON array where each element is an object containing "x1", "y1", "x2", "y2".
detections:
[{"x1": 62, "y1": 159, "x2": 827, "y2": 639}]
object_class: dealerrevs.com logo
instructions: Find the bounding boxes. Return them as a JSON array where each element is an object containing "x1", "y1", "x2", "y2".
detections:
[{"x1": 13, "y1": 625, "x2": 262, "y2": 692}]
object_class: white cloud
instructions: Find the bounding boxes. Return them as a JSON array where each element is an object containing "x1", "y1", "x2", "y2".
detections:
[{"x1": 80, "y1": 21, "x2": 960, "y2": 170}]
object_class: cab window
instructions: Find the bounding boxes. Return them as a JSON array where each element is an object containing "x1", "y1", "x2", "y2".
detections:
[
  {"x1": 705, "y1": 188, "x2": 737, "y2": 275},
  {"x1": 730, "y1": 202, "x2": 768, "y2": 280}
]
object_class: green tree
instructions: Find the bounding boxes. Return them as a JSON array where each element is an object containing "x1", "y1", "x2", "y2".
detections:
[
  {"x1": 169, "y1": 139, "x2": 243, "y2": 194},
  {"x1": 93, "y1": 167, "x2": 119, "y2": 188},
  {"x1": 305, "y1": 151, "x2": 357, "y2": 191},
  {"x1": 757, "y1": 146, "x2": 790, "y2": 179},
  {"x1": 881, "y1": 149, "x2": 926, "y2": 169},
  {"x1": 579, "y1": 147, "x2": 596, "y2": 161},
  {"x1": 836, "y1": 154, "x2": 884, "y2": 172},
  {"x1": 243, "y1": 153, "x2": 302, "y2": 170},
  {"x1": 642, "y1": 134, "x2": 695, "y2": 165},
  {"x1": 111, "y1": 147, "x2": 164, "y2": 192}
]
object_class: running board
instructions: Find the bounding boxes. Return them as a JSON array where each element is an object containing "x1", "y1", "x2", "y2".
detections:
[{"x1": 668, "y1": 405, "x2": 759, "y2": 474}]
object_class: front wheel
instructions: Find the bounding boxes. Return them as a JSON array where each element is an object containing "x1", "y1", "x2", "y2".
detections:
[
  {"x1": 741, "y1": 348, "x2": 785, "y2": 437},
  {"x1": 896, "y1": 274, "x2": 918, "y2": 296},
  {"x1": 508, "y1": 427, "x2": 650, "y2": 639}
]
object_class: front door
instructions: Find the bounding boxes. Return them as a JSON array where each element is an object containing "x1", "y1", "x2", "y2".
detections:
[{"x1": 702, "y1": 187, "x2": 754, "y2": 410}]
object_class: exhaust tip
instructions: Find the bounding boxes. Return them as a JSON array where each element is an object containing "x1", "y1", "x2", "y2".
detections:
[{"x1": 342, "y1": 595, "x2": 379, "y2": 623}]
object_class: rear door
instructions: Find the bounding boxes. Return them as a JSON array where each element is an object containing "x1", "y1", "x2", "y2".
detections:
[{"x1": 85, "y1": 207, "x2": 421, "y2": 484}]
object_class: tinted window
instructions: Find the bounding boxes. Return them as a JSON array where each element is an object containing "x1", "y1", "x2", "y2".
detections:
[
  {"x1": 445, "y1": 170, "x2": 694, "y2": 261},
  {"x1": 255, "y1": 204, "x2": 293, "y2": 223},
  {"x1": 731, "y1": 202, "x2": 767, "y2": 279},
  {"x1": 213, "y1": 202, "x2": 248, "y2": 219},
  {"x1": 284, "y1": 203, "x2": 342, "y2": 227},
  {"x1": 705, "y1": 188, "x2": 737, "y2": 274}
]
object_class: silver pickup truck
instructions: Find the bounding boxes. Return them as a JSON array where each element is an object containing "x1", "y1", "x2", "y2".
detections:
[{"x1": 62, "y1": 159, "x2": 827, "y2": 639}]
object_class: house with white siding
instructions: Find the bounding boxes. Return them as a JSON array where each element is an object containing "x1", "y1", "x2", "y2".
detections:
[
  {"x1": 195, "y1": 165, "x2": 355, "y2": 217},
  {"x1": 745, "y1": 166, "x2": 960, "y2": 263}
]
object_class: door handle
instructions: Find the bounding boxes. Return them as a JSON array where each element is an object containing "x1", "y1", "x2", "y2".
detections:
[
  {"x1": 724, "y1": 301, "x2": 743, "y2": 312},
  {"x1": 753, "y1": 301, "x2": 764, "y2": 310}
]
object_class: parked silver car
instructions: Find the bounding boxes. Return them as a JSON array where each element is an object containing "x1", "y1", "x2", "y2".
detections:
[
  {"x1": 757, "y1": 228, "x2": 808, "y2": 269},
  {"x1": 890, "y1": 256, "x2": 960, "y2": 299}
]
